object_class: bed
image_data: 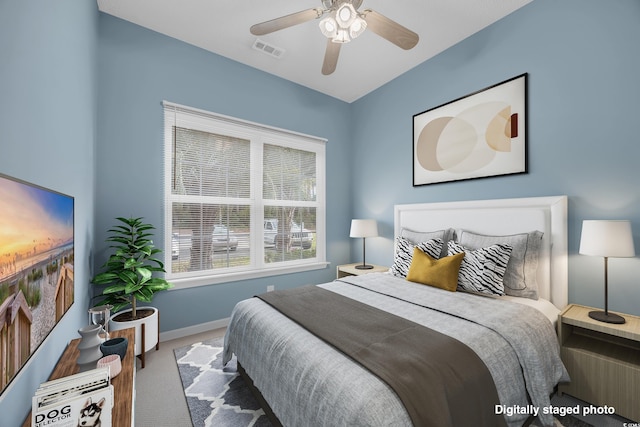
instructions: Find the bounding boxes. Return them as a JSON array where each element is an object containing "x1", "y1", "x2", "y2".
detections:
[{"x1": 223, "y1": 196, "x2": 570, "y2": 427}]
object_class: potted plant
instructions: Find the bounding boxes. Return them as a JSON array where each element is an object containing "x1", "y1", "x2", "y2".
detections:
[{"x1": 92, "y1": 217, "x2": 173, "y2": 367}]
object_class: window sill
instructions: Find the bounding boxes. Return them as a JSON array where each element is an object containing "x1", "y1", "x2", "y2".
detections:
[{"x1": 167, "y1": 261, "x2": 330, "y2": 290}]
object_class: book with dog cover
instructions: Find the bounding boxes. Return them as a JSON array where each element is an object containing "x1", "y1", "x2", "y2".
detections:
[
  {"x1": 32, "y1": 367, "x2": 113, "y2": 427},
  {"x1": 33, "y1": 367, "x2": 110, "y2": 410},
  {"x1": 33, "y1": 367, "x2": 109, "y2": 398}
]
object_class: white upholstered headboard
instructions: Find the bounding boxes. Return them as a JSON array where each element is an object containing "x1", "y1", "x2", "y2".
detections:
[{"x1": 394, "y1": 196, "x2": 568, "y2": 309}]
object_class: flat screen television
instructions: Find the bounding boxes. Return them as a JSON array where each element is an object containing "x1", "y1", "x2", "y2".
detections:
[{"x1": 0, "y1": 173, "x2": 74, "y2": 396}]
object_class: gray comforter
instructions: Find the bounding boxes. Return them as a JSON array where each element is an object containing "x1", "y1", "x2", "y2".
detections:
[{"x1": 223, "y1": 273, "x2": 569, "y2": 427}]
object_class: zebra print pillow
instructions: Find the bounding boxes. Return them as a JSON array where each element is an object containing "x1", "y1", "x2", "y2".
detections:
[
  {"x1": 447, "y1": 241, "x2": 513, "y2": 296},
  {"x1": 391, "y1": 237, "x2": 443, "y2": 278},
  {"x1": 457, "y1": 230, "x2": 543, "y2": 300}
]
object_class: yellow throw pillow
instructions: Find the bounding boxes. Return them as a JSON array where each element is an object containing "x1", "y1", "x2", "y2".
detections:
[{"x1": 406, "y1": 247, "x2": 464, "y2": 292}]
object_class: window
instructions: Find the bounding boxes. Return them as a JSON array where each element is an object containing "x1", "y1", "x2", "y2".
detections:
[{"x1": 163, "y1": 102, "x2": 326, "y2": 288}]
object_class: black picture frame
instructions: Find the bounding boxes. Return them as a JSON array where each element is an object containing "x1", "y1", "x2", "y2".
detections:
[{"x1": 413, "y1": 73, "x2": 528, "y2": 186}]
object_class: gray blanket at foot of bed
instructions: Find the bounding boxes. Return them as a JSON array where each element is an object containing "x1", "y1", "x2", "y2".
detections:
[{"x1": 257, "y1": 285, "x2": 507, "y2": 427}]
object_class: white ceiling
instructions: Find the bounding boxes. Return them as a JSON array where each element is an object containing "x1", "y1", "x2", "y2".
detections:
[{"x1": 97, "y1": 0, "x2": 533, "y2": 103}]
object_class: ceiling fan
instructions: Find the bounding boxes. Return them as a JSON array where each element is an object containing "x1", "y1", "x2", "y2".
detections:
[{"x1": 250, "y1": 0, "x2": 419, "y2": 75}]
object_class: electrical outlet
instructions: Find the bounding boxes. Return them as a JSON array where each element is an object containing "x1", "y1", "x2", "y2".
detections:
[{"x1": 267, "y1": 285, "x2": 275, "y2": 292}]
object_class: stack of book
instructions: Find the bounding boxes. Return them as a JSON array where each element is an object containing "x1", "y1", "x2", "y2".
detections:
[{"x1": 31, "y1": 367, "x2": 113, "y2": 427}]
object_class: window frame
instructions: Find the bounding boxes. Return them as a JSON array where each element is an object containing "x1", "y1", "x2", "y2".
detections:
[{"x1": 163, "y1": 101, "x2": 327, "y2": 289}]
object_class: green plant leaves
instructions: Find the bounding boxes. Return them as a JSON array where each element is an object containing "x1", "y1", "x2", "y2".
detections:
[
  {"x1": 91, "y1": 216, "x2": 174, "y2": 314},
  {"x1": 92, "y1": 272, "x2": 119, "y2": 285}
]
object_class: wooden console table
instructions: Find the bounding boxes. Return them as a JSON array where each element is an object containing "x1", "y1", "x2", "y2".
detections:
[{"x1": 22, "y1": 327, "x2": 135, "y2": 427}]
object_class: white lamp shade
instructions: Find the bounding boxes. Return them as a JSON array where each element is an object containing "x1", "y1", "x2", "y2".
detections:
[
  {"x1": 350, "y1": 219, "x2": 378, "y2": 238},
  {"x1": 319, "y1": 16, "x2": 338, "y2": 38},
  {"x1": 349, "y1": 17, "x2": 367, "y2": 39},
  {"x1": 579, "y1": 220, "x2": 635, "y2": 257},
  {"x1": 335, "y1": 3, "x2": 357, "y2": 28}
]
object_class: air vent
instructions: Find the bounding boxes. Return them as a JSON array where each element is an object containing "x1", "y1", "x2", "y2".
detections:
[{"x1": 252, "y1": 38, "x2": 285, "y2": 59}]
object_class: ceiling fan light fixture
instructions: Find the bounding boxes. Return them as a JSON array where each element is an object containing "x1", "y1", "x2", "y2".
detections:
[
  {"x1": 319, "y1": 16, "x2": 338, "y2": 38},
  {"x1": 335, "y1": 3, "x2": 357, "y2": 28},
  {"x1": 349, "y1": 17, "x2": 367, "y2": 39},
  {"x1": 321, "y1": 3, "x2": 365, "y2": 43},
  {"x1": 332, "y1": 28, "x2": 351, "y2": 43}
]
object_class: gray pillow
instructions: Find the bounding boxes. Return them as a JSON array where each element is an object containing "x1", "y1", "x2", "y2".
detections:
[
  {"x1": 457, "y1": 230, "x2": 543, "y2": 300},
  {"x1": 400, "y1": 228, "x2": 454, "y2": 259}
]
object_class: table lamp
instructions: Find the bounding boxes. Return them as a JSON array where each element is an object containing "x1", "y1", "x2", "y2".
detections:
[
  {"x1": 350, "y1": 219, "x2": 378, "y2": 270},
  {"x1": 579, "y1": 220, "x2": 635, "y2": 324}
]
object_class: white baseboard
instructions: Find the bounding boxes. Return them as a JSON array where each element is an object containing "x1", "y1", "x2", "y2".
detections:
[{"x1": 159, "y1": 317, "x2": 230, "y2": 342}]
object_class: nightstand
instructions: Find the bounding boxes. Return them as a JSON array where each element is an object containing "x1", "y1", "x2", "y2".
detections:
[
  {"x1": 558, "y1": 304, "x2": 640, "y2": 422},
  {"x1": 336, "y1": 263, "x2": 388, "y2": 278}
]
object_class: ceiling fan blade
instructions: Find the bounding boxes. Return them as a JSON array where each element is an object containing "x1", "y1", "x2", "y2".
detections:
[
  {"x1": 322, "y1": 40, "x2": 341, "y2": 75},
  {"x1": 352, "y1": 0, "x2": 364, "y2": 9},
  {"x1": 362, "y1": 10, "x2": 419, "y2": 50},
  {"x1": 250, "y1": 8, "x2": 322, "y2": 36}
]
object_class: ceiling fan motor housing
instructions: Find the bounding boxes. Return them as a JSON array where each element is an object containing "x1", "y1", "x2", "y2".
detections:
[{"x1": 322, "y1": 0, "x2": 364, "y2": 11}]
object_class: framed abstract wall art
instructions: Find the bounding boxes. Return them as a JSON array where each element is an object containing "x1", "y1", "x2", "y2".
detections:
[
  {"x1": 0, "y1": 173, "x2": 74, "y2": 396},
  {"x1": 413, "y1": 73, "x2": 527, "y2": 186}
]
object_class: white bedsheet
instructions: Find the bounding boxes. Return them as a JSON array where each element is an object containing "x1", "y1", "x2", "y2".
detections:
[{"x1": 498, "y1": 295, "x2": 561, "y2": 324}]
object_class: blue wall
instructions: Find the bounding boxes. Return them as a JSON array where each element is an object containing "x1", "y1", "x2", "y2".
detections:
[
  {"x1": 2, "y1": 0, "x2": 640, "y2": 423},
  {"x1": 0, "y1": 1, "x2": 98, "y2": 425},
  {"x1": 351, "y1": 0, "x2": 640, "y2": 316},
  {"x1": 95, "y1": 14, "x2": 353, "y2": 332}
]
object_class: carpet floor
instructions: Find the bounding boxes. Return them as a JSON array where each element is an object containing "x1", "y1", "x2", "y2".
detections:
[{"x1": 173, "y1": 338, "x2": 616, "y2": 427}]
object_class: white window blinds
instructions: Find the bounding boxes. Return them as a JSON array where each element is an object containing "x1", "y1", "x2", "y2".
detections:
[{"x1": 163, "y1": 102, "x2": 327, "y2": 287}]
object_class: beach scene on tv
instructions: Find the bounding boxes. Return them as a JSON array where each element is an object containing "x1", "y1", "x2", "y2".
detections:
[{"x1": 0, "y1": 174, "x2": 74, "y2": 394}]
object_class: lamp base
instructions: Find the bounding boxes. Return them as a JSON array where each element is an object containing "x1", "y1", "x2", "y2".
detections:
[
  {"x1": 355, "y1": 264, "x2": 374, "y2": 270},
  {"x1": 588, "y1": 310, "x2": 625, "y2": 324}
]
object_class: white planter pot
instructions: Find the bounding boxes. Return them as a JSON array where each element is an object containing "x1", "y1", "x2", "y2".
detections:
[{"x1": 109, "y1": 307, "x2": 159, "y2": 357}]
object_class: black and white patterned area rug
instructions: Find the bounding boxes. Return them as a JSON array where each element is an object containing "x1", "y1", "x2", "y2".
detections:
[
  {"x1": 175, "y1": 339, "x2": 595, "y2": 427},
  {"x1": 174, "y1": 338, "x2": 272, "y2": 427}
]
